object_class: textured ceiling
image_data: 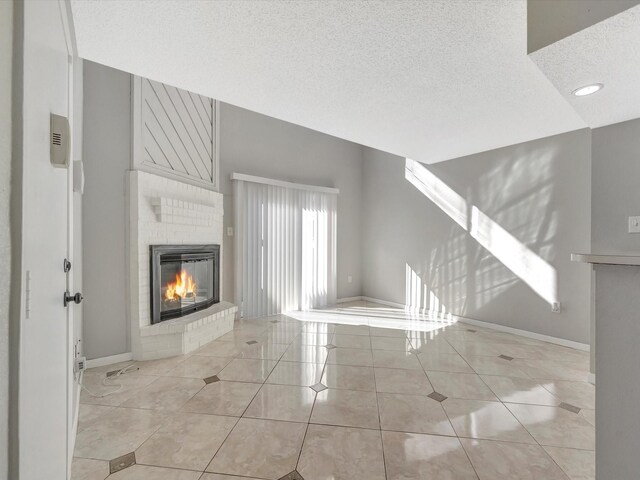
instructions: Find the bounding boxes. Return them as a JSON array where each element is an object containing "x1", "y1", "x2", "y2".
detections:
[
  {"x1": 530, "y1": 5, "x2": 640, "y2": 129},
  {"x1": 70, "y1": 0, "x2": 586, "y2": 163}
]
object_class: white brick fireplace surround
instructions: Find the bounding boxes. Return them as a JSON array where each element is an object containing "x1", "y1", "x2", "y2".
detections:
[{"x1": 128, "y1": 170, "x2": 236, "y2": 360}]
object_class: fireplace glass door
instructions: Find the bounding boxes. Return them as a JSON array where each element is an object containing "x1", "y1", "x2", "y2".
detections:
[{"x1": 150, "y1": 245, "x2": 220, "y2": 323}]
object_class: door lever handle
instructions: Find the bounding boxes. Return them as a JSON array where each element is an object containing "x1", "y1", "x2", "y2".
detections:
[{"x1": 63, "y1": 291, "x2": 83, "y2": 307}]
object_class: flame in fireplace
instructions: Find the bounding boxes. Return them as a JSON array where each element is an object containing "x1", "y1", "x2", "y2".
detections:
[{"x1": 165, "y1": 270, "x2": 197, "y2": 301}]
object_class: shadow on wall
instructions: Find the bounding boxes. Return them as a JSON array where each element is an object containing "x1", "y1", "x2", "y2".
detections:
[{"x1": 403, "y1": 156, "x2": 559, "y2": 317}]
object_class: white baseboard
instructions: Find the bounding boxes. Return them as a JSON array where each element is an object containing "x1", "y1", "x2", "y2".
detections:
[
  {"x1": 361, "y1": 296, "x2": 590, "y2": 352},
  {"x1": 361, "y1": 296, "x2": 406, "y2": 309},
  {"x1": 456, "y1": 315, "x2": 590, "y2": 351},
  {"x1": 86, "y1": 352, "x2": 134, "y2": 369},
  {"x1": 336, "y1": 296, "x2": 363, "y2": 304},
  {"x1": 588, "y1": 372, "x2": 596, "y2": 385}
]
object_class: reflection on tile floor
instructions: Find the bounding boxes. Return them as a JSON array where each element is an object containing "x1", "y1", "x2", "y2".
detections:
[{"x1": 73, "y1": 301, "x2": 594, "y2": 480}]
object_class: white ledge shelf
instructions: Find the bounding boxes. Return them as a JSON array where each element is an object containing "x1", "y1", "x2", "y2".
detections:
[
  {"x1": 151, "y1": 196, "x2": 221, "y2": 225},
  {"x1": 571, "y1": 253, "x2": 640, "y2": 266}
]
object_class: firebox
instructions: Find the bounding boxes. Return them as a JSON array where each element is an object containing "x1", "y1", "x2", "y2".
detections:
[{"x1": 150, "y1": 244, "x2": 220, "y2": 324}]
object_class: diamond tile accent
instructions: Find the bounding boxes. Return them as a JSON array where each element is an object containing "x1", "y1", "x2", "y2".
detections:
[
  {"x1": 109, "y1": 452, "x2": 135, "y2": 474},
  {"x1": 428, "y1": 391, "x2": 448, "y2": 403},
  {"x1": 279, "y1": 470, "x2": 305, "y2": 480},
  {"x1": 310, "y1": 383, "x2": 328, "y2": 393},
  {"x1": 498, "y1": 354, "x2": 514, "y2": 361},
  {"x1": 246, "y1": 340, "x2": 258, "y2": 345},
  {"x1": 559, "y1": 402, "x2": 581, "y2": 414},
  {"x1": 204, "y1": 375, "x2": 220, "y2": 384},
  {"x1": 325, "y1": 344, "x2": 336, "y2": 350}
]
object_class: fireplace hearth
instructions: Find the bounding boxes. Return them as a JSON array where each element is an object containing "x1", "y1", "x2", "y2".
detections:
[{"x1": 150, "y1": 244, "x2": 220, "y2": 324}]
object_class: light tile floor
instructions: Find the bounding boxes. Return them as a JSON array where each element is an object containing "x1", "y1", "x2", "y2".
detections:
[{"x1": 72, "y1": 301, "x2": 595, "y2": 480}]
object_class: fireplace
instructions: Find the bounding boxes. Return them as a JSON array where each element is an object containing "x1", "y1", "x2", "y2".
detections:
[{"x1": 150, "y1": 244, "x2": 220, "y2": 324}]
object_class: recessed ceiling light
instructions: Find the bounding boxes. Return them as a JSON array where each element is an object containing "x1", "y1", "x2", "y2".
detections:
[{"x1": 572, "y1": 83, "x2": 603, "y2": 97}]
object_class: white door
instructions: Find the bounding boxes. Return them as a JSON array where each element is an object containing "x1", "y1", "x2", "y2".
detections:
[{"x1": 19, "y1": 1, "x2": 75, "y2": 478}]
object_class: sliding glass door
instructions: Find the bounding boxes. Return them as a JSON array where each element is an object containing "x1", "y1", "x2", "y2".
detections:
[{"x1": 233, "y1": 176, "x2": 337, "y2": 318}]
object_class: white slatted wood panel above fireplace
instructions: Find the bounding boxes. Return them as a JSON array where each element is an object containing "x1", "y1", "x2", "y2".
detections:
[{"x1": 133, "y1": 76, "x2": 219, "y2": 191}]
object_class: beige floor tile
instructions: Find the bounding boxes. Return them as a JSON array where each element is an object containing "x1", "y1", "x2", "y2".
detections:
[
  {"x1": 311, "y1": 388, "x2": 379, "y2": 429},
  {"x1": 182, "y1": 381, "x2": 260, "y2": 416},
  {"x1": 216, "y1": 329, "x2": 267, "y2": 344},
  {"x1": 427, "y1": 371, "x2": 498, "y2": 401},
  {"x1": 417, "y1": 352, "x2": 475, "y2": 373},
  {"x1": 80, "y1": 373, "x2": 159, "y2": 407},
  {"x1": 369, "y1": 326, "x2": 408, "y2": 338},
  {"x1": 122, "y1": 377, "x2": 204, "y2": 411},
  {"x1": 372, "y1": 350, "x2": 422, "y2": 370},
  {"x1": 442, "y1": 398, "x2": 536, "y2": 443},
  {"x1": 332, "y1": 334, "x2": 372, "y2": 349},
  {"x1": 135, "y1": 412, "x2": 237, "y2": 470},
  {"x1": 133, "y1": 356, "x2": 189, "y2": 376},
  {"x1": 206, "y1": 418, "x2": 306, "y2": 479},
  {"x1": 326, "y1": 347, "x2": 373, "y2": 367},
  {"x1": 321, "y1": 364, "x2": 376, "y2": 391},
  {"x1": 541, "y1": 380, "x2": 595, "y2": 409},
  {"x1": 370, "y1": 336, "x2": 413, "y2": 351},
  {"x1": 200, "y1": 475, "x2": 263, "y2": 480},
  {"x1": 292, "y1": 331, "x2": 334, "y2": 346},
  {"x1": 244, "y1": 384, "x2": 315, "y2": 422},
  {"x1": 374, "y1": 367, "x2": 433, "y2": 395},
  {"x1": 109, "y1": 465, "x2": 201, "y2": 479},
  {"x1": 281, "y1": 344, "x2": 329, "y2": 363},
  {"x1": 543, "y1": 446, "x2": 595, "y2": 480},
  {"x1": 409, "y1": 337, "x2": 458, "y2": 355},
  {"x1": 74, "y1": 407, "x2": 166, "y2": 460},
  {"x1": 382, "y1": 431, "x2": 478, "y2": 480},
  {"x1": 580, "y1": 408, "x2": 595, "y2": 427},
  {"x1": 266, "y1": 361, "x2": 324, "y2": 387},
  {"x1": 298, "y1": 424, "x2": 386, "y2": 480},
  {"x1": 513, "y1": 358, "x2": 589, "y2": 382},
  {"x1": 217, "y1": 358, "x2": 278, "y2": 383},
  {"x1": 480, "y1": 375, "x2": 561, "y2": 406},
  {"x1": 506, "y1": 403, "x2": 595, "y2": 450},
  {"x1": 235, "y1": 342, "x2": 289, "y2": 360},
  {"x1": 465, "y1": 355, "x2": 531, "y2": 378},
  {"x1": 378, "y1": 392, "x2": 455, "y2": 436},
  {"x1": 70, "y1": 458, "x2": 109, "y2": 480},
  {"x1": 77, "y1": 405, "x2": 114, "y2": 432},
  {"x1": 449, "y1": 341, "x2": 501, "y2": 357},
  {"x1": 165, "y1": 355, "x2": 232, "y2": 379},
  {"x1": 194, "y1": 341, "x2": 247, "y2": 358},
  {"x1": 303, "y1": 322, "x2": 337, "y2": 334},
  {"x1": 264, "y1": 329, "x2": 303, "y2": 344},
  {"x1": 491, "y1": 343, "x2": 548, "y2": 360},
  {"x1": 334, "y1": 324, "x2": 370, "y2": 336},
  {"x1": 461, "y1": 438, "x2": 569, "y2": 479}
]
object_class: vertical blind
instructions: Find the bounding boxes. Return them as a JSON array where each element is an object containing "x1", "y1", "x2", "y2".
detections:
[{"x1": 233, "y1": 175, "x2": 338, "y2": 318}]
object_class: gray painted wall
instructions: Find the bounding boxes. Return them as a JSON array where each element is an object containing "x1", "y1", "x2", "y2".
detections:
[
  {"x1": 527, "y1": 0, "x2": 640, "y2": 53},
  {"x1": 361, "y1": 129, "x2": 592, "y2": 344},
  {"x1": 592, "y1": 118, "x2": 640, "y2": 254},
  {"x1": 0, "y1": 0, "x2": 13, "y2": 475},
  {"x1": 82, "y1": 62, "x2": 131, "y2": 359},
  {"x1": 82, "y1": 64, "x2": 364, "y2": 359},
  {"x1": 219, "y1": 103, "x2": 363, "y2": 303}
]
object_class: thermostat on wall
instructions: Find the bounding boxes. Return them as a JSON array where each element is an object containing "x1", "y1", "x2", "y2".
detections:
[{"x1": 50, "y1": 113, "x2": 70, "y2": 168}]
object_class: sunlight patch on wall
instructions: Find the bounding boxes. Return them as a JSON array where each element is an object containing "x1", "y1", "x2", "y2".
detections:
[
  {"x1": 405, "y1": 263, "x2": 452, "y2": 321},
  {"x1": 405, "y1": 158, "x2": 559, "y2": 307}
]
